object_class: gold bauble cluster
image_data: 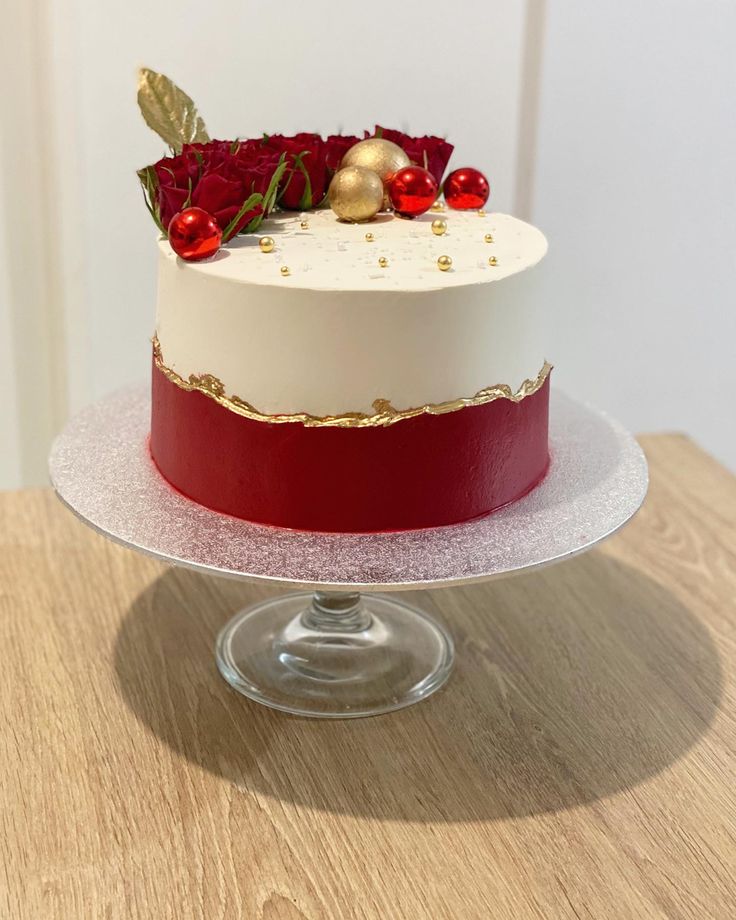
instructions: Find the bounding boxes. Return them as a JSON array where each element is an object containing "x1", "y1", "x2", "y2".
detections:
[
  {"x1": 328, "y1": 137, "x2": 411, "y2": 221},
  {"x1": 328, "y1": 165, "x2": 384, "y2": 223},
  {"x1": 341, "y1": 137, "x2": 410, "y2": 186}
]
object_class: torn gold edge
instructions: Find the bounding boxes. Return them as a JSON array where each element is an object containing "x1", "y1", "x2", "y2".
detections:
[{"x1": 153, "y1": 336, "x2": 552, "y2": 429}]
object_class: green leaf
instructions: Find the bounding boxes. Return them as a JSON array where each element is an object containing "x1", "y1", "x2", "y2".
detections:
[
  {"x1": 137, "y1": 67, "x2": 210, "y2": 154},
  {"x1": 288, "y1": 151, "x2": 313, "y2": 209},
  {"x1": 277, "y1": 160, "x2": 296, "y2": 203},
  {"x1": 136, "y1": 165, "x2": 153, "y2": 185},
  {"x1": 262, "y1": 154, "x2": 288, "y2": 215},
  {"x1": 296, "y1": 160, "x2": 313, "y2": 210},
  {"x1": 139, "y1": 186, "x2": 165, "y2": 234},
  {"x1": 192, "y1": 147, "x2": 204, "y2": 166},
  {"x1": 275, "y1": 150, "x2": 315, "y2": 209},
  {"x1": 137, "y1": 164, "x2": 165, "y2": 234},
  {"x1": 245, "y1": 157, "x2": 287, "y2": 232},
  {"x1": 243, "y1": 210, "x2": 265, "y2": 233},
  {"x1": 222, "y1": 192, "x2": 263, "y2": 241},
  {"x1": 182, "y1": 176, "x2": 193, "y2": 209}
]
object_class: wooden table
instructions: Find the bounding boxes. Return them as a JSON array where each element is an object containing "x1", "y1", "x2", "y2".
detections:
[{"x1": 1, "y1": 434, "x2": 735, "y2": 919}]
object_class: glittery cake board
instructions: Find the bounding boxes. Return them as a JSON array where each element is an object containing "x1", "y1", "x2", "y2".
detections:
[{"x1": 49, "y1": 386, "x2": 648, "y2": 592}]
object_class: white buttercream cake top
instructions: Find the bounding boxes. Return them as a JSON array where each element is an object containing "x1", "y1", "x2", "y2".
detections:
[{"x1": 158, "y1": 209, "x2": 547, "y2": 294}]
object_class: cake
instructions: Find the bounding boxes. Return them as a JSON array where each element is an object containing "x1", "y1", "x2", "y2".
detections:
[
  {"x1": 139, "y1": 70, "x2": 551, "y2": 533},
  {"x1": 150, "y1": 208, "x2": 550, "y2": 532}
]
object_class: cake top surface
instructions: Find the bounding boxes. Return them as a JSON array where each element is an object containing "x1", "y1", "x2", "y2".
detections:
[{"x1": 158, "y1": 210, "x2": 547, "y2": 293}]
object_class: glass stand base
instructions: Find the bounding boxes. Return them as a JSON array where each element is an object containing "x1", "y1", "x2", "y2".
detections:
[{"x1": 215, "y1": 591, "x2": 455, "y2": 718}]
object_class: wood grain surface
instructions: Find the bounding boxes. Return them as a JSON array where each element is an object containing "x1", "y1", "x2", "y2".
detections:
[{"x1": 1, "y1": 434, "x2": 734, "y2": 919}]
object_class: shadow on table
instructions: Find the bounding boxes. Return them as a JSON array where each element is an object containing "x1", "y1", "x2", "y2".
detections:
[{"x1": 113, "y1": 553, "x2": 722, "y2": 823}]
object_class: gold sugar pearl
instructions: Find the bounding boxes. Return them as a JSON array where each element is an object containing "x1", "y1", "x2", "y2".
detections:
[
  {"x1": 430, "y1": 201, "x2": 445, "y2": 212},
  {"x1": 365, "y1": 232, "x2": 375, "y2": 242},
  {"x1": 437, "y1": 255, "x2": 452, "y2": 272},
  {"x1": 484, "y1": 233, "x2": 494, "y2": 243},
  {"x1": 477, "y1": 209, "x2": 486, "y2": 217},
  {"x1": 431, "y1": 219, "x2": 447, "y2": 236},
  {"x1": 488, "y1": 256, "x2": 498, "y2": 266},
  {"x1": 280, "y1": 265, "x2": 290, "y2": 276},
  {"x1": 259, "y1": 236, "x2": 275, "y2": 253},
  {"x1": 378, "y1": 257, "x2": 389, "y2": 268},
  {"x1": 300, "y1": 220, "x2": 309, "y2": 230}
]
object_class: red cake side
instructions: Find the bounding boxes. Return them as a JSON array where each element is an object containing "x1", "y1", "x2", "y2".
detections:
[{"x1": 150, "y1": 358, "x2": 550, "y2": 533}]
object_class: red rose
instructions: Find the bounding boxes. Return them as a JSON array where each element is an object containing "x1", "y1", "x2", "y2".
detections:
[
  {"x1": 371, "y1": 126, "x2": 454, "y2": 185},
  {"x1": 261, "y1": 133, "x2": 361, "y2": 209},
  {"x1": 140, "y1": 130, "x2": 454, "y2": 236},
  {"x1": 151, "y1": 140, "x2": 283, "y2": 240},
  {"x1": 325, "y1": 134, "x2": 361, "y2": 172},
  {"x1": 263, "y1": 133, "x2": 328, "y2": 210}
]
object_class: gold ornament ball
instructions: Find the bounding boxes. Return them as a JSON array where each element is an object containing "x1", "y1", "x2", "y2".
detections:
[
  {"x1": 328, "y1": 166, "x2": 384, "y2": 223},
  {"x1": 259, "y1": 236, "x2": 275, "y2": 253},
  {"x1": 280, "y1": 265, "x2": 290, "y2": 276},
  {"x1": 341, "y1": 137, "x2": 410, "y2": 187},
  {"x1": 484, "y1": 233, "x2": 494, "y2": 243},
  {"x1": 378, "y1": 257, "x2": 389, "y2": 268},
  {"x1": 365, "y1": 232, "x2": 375, "y2": 242},
  {"x1": 430, "y1": 200, "x2": 445, "y2": 212},
  {"x1": 477, "y1": 209, "x2": 486, "y2": 217},
  {"x1": 488, "y1": 256, "x2": 498, "y2": 266},
  {"x1": 300, "y1": 220, "x2": 309, "y2": 230},
  {"x1": 437, "y1": 255, "x2": 452, "y2": 272},
  {"x1": 431, "y1": 218, "x2": 447, "y2": 236}
]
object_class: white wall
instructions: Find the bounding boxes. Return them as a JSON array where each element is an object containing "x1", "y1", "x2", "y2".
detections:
[
  {"x1": 531, "y1": 1, "x2": 736, "y2": 471},
  {"x1": 1, "y1": 0, "x2": 735, "y2": 486},
  {"x1": 0, "y1": 186, "x2": 21, "y2": 490}
]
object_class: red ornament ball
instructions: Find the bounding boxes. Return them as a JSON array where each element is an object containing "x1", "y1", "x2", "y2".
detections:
[
  {"x1": 168, "y1": 207, "x2": 222, "y2": 261},
  {"x1": 388, "y1": 166, "x2": 439, "y2": 218},
  {"x1": 444, "y1": 167, "x2": 490, "y2": 210}
]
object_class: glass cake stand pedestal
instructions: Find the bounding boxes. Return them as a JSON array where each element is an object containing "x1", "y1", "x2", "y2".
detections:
[{"x1": 49, "y1": 387, "x2": 648, "y2": 719}]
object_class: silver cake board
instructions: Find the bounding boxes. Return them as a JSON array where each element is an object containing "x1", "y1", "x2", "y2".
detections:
[
  {"x1": 48, "y1": 386, "x2": 648, "y2": 718},
  {"x1": 49, "y1": 386, "x2": 648, "y2": 592}
]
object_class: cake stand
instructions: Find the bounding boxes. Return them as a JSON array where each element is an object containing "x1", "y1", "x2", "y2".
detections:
[{"x1": 49, "y1": 386, "x2": 648, "y2": 719}]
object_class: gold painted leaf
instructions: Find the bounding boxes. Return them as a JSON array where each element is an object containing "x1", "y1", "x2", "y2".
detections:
[{"x1": 137, "y1": 67, "x2": 210, "y2": 153}]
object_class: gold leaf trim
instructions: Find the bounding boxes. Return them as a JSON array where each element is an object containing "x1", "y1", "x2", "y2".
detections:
[
  {"x1": 137, "y1": 68, "x2": 210, "y2": 153},
  {"x1": 153, "y1": 336, "x2": 551, "y2": 429}
]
